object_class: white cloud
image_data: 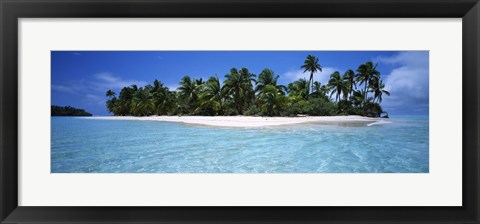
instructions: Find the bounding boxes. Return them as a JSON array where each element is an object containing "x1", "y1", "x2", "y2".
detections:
[
  {"x1": 375, "y1": 51, "x2": 428, "y2": 68},
  {"x1": 83, "y1": 94, "x2": 105, "y2": 106},
  {"x1": 378, "y1": 52, "x2": 429, "y2": 113},
  {"x1": 282, "y1": 67, "x2": 339, "y2": 86},
  {"x1": 52, "y1": 72, "x2": 148, "y2": 108},
  {"x1": 52, "y1": 84, "x2": 78, "y2": 94},
  {"x1": 93, "y1": 72, "x2": 148, "y2": 91},
  {"x1": 95, "y1": 72, "x2": 118, "y2": 83},
  {"x1": 53, "y1": 72, "x2": 147, "y2": 95},
  {"x1": 85, "y1": 94, "x2": 101, "y2": 100}
]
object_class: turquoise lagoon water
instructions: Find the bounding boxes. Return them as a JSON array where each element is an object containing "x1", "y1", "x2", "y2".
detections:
[{"x1": 51, "y1": 116, "x2": 429, "y2": 173}]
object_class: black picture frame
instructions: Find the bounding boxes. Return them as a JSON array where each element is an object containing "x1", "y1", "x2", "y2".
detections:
[{"x1": 1, "y1": 0, "x2": 479, "y2": 223}]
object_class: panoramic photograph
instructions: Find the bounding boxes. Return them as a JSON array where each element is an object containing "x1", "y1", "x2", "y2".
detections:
[{"x1": 51, "y1": 51, "x2": 429, "y2": 173}]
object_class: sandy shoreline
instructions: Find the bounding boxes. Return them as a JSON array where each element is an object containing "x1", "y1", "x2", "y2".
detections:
[{"x1": 83, "y1": 115, "x2": 381, "y2": 127}]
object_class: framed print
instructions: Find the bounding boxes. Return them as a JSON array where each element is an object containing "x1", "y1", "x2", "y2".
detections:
[{"x1": 1, "y1": 0, "x2": 479, "y2": 223}]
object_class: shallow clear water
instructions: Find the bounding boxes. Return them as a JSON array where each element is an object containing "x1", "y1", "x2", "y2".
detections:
[{"x1": 51, "y1": 116, "x2": 429, "y2": 173}]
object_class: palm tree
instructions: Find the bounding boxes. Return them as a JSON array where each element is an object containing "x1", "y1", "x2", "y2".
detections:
[
  {"x1": 320, "y1": 84, "x2": 329, "y2": 98},
  {"x1": 255, "y1": 69, "x2": 286, "y2": 95},
  {"x1": 153, "y1": 79, "x2": 162, "y2": 90},
  {"x1": 369, "y1": 77, "x2": 390, "y2": 103},
  {"x1": 343, "y1": 69, "x2": 356, "y2": 98},
  {"x1": 287, "y1": 78, "x2": 309, "y2": 99},
  {"x1": 301, "y1": 55, "x2": 322, "y2": 94},
  {"x1": 309, "y1": 81, "x2": 327, "y2": 99},
  {"x1": 105, "y1": 90, "x2": 117, "y2": 114},
  {"x1": 222, "y1": 68, "x2": 256, "y2": 114},
  {"x1": 116, "y1": 84, "x2": 137, "y2": 115},
  {"x1": 106, "y1": 89, "x2": 116, "y2": 98},
  {"x1": 103, "y1": 57, "x2": 392, "y2": 117},
  {"x1": 131, "y1": 88, "x2": 155, "y2": 116},
  {"x1": 352, "y1": 90, "x2": 365, "y2": 107},
  {"x1": 223, "y1": 68, "x2": 244, "y2": 114},
  {"x1": 327, "y1": 71, "x2": 348, "y2": 102},
  {"x1": 150, "y1": 79, "x2": 175, "y2": 115},
  {"x1": 195, "y1": 78, "x2": 204, "y2": 86},
  {"x1": 199, "y1": 75, "x2": 224, "y2": 115},
  {"x1": 258, "y1": 84, "x2": 287, "y2": 116},
  {"x1": 311, "y1": 81, "x2": 322, "y2": 93},
  {"x1": 178, "y1": 75, "x2": 200, "y2": 113},
  {"x1": 151, "y1": 80, "x2": 163, "y2": 114},
  {"x1": 158, "y1": 90, "x2": 176, "y2": 115},
  {"x1": 239, "y1": 68, "x2": 256, "y2": 107},
  {"x1": 356, "y1": 61, "x2": 380, "y2": 104}
]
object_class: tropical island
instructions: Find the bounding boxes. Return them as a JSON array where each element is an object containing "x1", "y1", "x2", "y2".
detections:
[
  {"x1": 51, "y1": 105, "x2": 92, "y2": 116},
  {"x1": 104, "y1": 55, "x2": 390, "y2": 119},
  {"x1": 51, "y1": 51, "x2": 429, "y2": 173}
]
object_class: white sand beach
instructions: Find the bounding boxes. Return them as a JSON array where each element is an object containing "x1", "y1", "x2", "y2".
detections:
[{"x1": 84, "y1": 115, "x2": 381, "y2": 128}]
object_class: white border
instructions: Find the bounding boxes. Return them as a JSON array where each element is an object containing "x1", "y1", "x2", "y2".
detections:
[{"x1": 19, "y1": 18, "x2": 462, "y2": 206}]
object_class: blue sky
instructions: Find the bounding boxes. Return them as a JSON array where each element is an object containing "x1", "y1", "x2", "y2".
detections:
[{"x1": 51, "y1": 51, "x2": 429, "y2": 116}]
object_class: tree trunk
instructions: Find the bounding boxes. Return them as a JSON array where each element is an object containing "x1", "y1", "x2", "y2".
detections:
[
  {"x1": 219, "y1": 98, "x2": 223, "y2": 115},
  {"x1": 364, "y1": 82, "x2": 368, "y2": 105},
  {"x1": 310, "y1": 72, "x2": 314, "y2": 95}
]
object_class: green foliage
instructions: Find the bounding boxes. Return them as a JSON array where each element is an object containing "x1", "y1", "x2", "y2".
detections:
[
  {"x1": 51, "y1": 105, "x2": 92, "y2": 116},
  {"x1": 347, "y1": 107, "x2": 366, "y2": 116},
  {"x1": 343, "y1": 69, "x2": 356, "y2": 99},
  {"x1": 105, "y1": 80, "x2": 177, "y2": 116},
  {"x1": 131, "y1": 87, "x2": 155, "y2": 116},
  {"x1": 369, "y1": 76, "x2": 390, "y2": 103},
  {"x1": 151, "y1": 79, "x2": 176, "y2": 115},
  {"x1": 258, "y1": 84, "x2": 287, "y2": 116},
  {"x1": 103, "y1": 58, "x2": 391, "y2": 118},
  {"x1": 281, "y1": 95, "x2": 308, "y2": 116},
  {"x1": 196, "y1": 75, "x2": 224, "y2": 115},
  {"x1": 287, "y1": 78, "x2": 309, "y2": 100},
  {"x1": 222, "y1": 68, "x2": 256, "y2": 114},
  {"x1": 178, "y1": 75, "x2": 201, "y2": 114},
  {"x1": 337, "y1": 99, "x2": 353, "y2": 114},
  {"x1": 244, "y1": 104, "x2": 261, "y2": 116},
  {"x1": 304, "y1": 97, "x2": 336, "y2": 116},
  {"x1": 364, "y1": 100, "x2": 384, "y2": 118},
  {"x1": 327, "y1": 71, "x2": 349, "y2": 102},
  {"x1": 256, "y1": 69, "x2": 286, "y2": 95},
  {"x1": 356, "y1": 61, "x2": 380, "y2": 105}
]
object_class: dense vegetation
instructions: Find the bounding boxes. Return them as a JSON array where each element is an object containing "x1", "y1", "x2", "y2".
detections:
[
  {"x1": 51, "y1": 105, "x2": 92, "y2": 116},
  {"x1": 106, "y1": 55, "x2": 390, "y2": 117}
]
